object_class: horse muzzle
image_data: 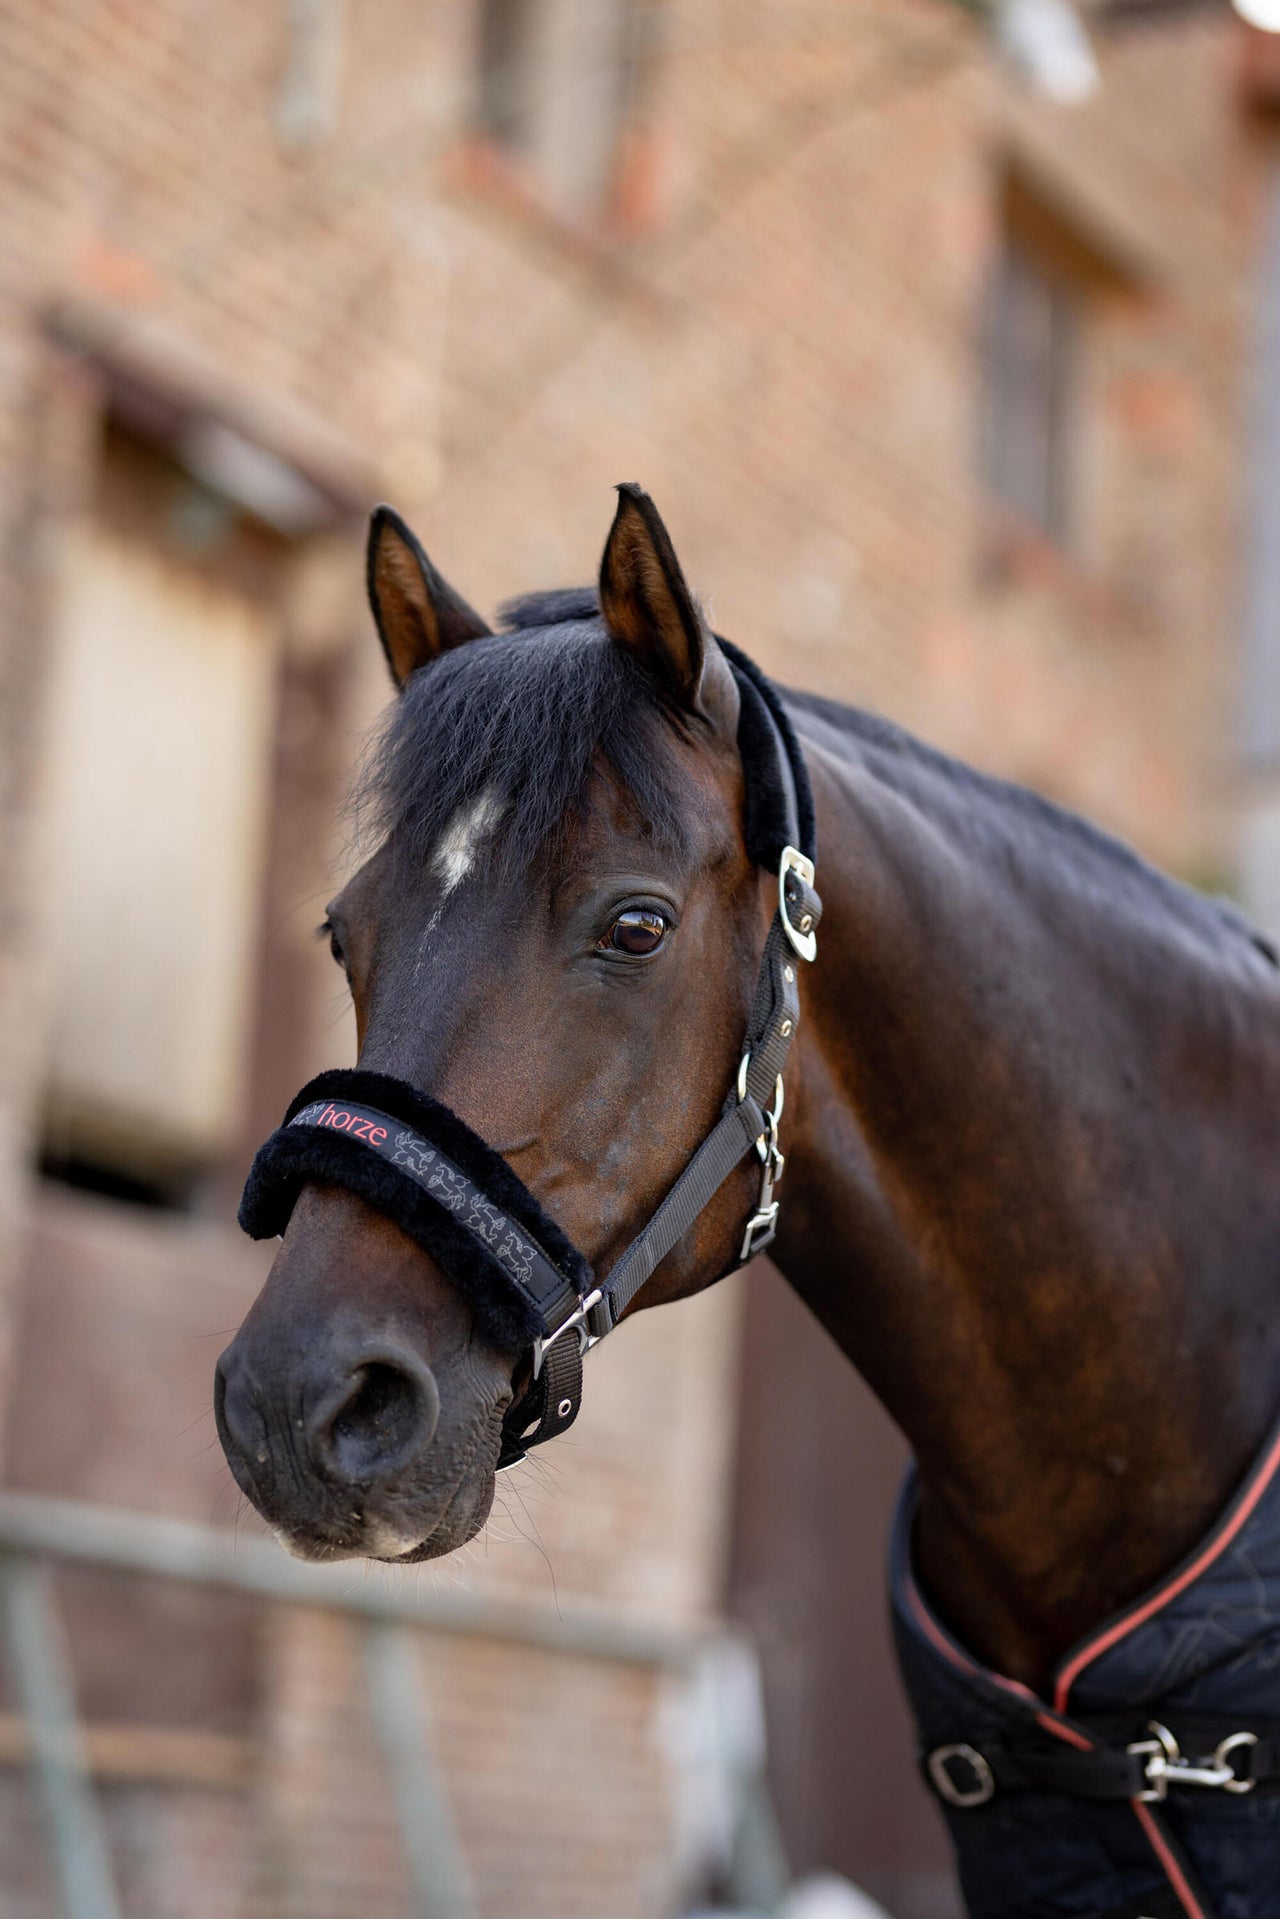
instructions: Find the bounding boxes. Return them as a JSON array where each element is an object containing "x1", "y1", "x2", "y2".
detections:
[{"x1": 214, "y1": 1318, "x2": 498, "y2": 1561}]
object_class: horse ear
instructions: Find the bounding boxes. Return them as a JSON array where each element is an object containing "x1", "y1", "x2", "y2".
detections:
[
  {"x1": 599, "y1": 485, "x2": 707, "y2": 713},
  {"x1": 366, "y1": 505, "x2": 491, "y2": 689}
]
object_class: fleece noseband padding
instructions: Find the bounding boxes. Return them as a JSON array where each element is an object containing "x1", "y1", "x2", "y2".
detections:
[{"x1": 239, "y1": 1068, "x2": 593, "y2": 1356}]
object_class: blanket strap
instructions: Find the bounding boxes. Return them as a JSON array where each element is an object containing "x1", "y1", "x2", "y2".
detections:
[{"x1": 925, "y1": 1717, "x2": 1280, "y2": 1808}]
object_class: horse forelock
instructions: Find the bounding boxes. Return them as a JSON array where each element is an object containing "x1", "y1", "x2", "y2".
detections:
[
  {"x1": 354, "y1": 596, "x2": 695, "y2": 882},
  {"x1": 496, "y1": 586, "x2": 600, "y2": 631}
]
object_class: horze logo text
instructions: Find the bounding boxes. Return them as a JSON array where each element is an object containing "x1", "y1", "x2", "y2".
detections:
[{"x1": 316, "y1": 1104, "x2": 388, "y2": 1145}]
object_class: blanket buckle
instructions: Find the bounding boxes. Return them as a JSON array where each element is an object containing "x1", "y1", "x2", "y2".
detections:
[{"x1": 927, "y1": 1743, "x2": 996, "y2": 1808}]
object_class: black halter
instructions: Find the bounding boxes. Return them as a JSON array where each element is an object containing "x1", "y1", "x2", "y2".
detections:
[{"x1": 239, "y1": 647, "x2": 821, "y2": 1468}]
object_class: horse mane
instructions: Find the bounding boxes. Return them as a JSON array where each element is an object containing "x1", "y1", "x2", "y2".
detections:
[
  {"x1": 787, "y1": 686, "x2": 1278, "y2": 968},
  {"x1": 356, "y1": 590, "x2": 694, "y2": 876}
]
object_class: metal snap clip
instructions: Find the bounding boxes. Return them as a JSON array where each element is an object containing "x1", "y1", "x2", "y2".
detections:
[{"x1": 1129, "y1": 1722, "x2": 1257, "y2": 1801}]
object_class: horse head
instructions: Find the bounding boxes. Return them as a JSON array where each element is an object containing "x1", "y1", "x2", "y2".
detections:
[{"x1": 215, "y1": 487, "x2": 781, "y2": 1561}]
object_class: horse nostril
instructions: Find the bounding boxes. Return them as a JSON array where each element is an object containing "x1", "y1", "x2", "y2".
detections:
[
  {"x1": 214, "y1": 1348, "x2": 252, "y2": 1455},
  {"x1": 213, "y1": 1347, "x2": 263, "y2": 1499},
  {"x1": 311, "y1": 1352, "x2": 440, "y2": 1485}
]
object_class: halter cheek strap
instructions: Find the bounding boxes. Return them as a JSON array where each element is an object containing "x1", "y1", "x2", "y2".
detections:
[{"x1": 238, "y1": 650, "x2": 821, "y2": 1470}]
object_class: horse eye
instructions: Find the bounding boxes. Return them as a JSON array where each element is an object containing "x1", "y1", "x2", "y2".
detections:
[
  {"x1": 318, "y1": 919, "x2": 347, "y2": 972},
  {"x1": 601, "y1": 909, "x2": 668, "y2": 957}
]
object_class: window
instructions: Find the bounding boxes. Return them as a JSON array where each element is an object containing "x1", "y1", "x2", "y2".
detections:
[
  {"x1": 39, "y1": 425, "x2": 282, "y2": 1204},
  {"x1": 980, "y1": 234, "x2": 1079, "y2": 545},
  {"x1": 475, "y1": 0, "x2": 636, "y2": 221}
]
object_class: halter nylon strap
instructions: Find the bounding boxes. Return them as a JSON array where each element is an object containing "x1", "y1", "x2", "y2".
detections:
[
  {"x1": 497, "y1": 667, "x2": 820, "y2": 1462},
  {"x1": 239, "y1": 652, "x2": 820, "y2": 1469}
]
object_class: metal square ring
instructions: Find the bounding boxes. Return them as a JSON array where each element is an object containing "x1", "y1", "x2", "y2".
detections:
[{"x1": 927, "y1": 1743, "x2": 995, "y2": 1808}]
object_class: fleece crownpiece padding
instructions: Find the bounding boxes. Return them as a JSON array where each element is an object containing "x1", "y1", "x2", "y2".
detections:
[
  {"x1": 239, "y1": 1068, "x2": 593, "y2": 1355},
  {"x1": 719, "y1": 641, "x2": 817, "y2": 867}
]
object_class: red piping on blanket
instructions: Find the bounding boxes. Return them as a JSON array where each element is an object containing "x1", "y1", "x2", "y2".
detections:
[
  {"x1": 903, "y1": 1564, "x2": 1093, "y2": 1751},
  {"x1": 1052, "y1": 1421, "x2": 1280, "y2": 1715},
  {"x1": 1132, "y1": 1801, "x2": 1210, "y2": 1919},
  {"x1": 903, "y1": 1527, "x2": 1233, "y2": 1919}
]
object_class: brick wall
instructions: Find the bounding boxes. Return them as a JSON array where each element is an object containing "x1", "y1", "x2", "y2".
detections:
[{"x1": 0, "y1": 1, "x2": 1264, "y2": 1913}]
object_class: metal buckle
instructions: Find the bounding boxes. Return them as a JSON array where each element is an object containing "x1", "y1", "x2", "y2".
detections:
[
  {"x1": 531, "y1": 1287, "x2": 603, "y2": 1379},
  {"x1": 739, "y1": 1113, "x2": 785, "y2": 1261},
  {"x1": 741, "y1": 1199, "x2": 780, "y2": 1263},
  {"x1": 779, "y1": 846, "x2": 817, "y2": 963},
  {"x1": 1128, "y1": 1722, "x2": 1257, "y2": 1801},
  {"x1": 738, "y1": 1055, "x2": 786, "y2": 1261},
  {"x1": 927, "y1": 1744, "x2": 995, "y2": 1808}
]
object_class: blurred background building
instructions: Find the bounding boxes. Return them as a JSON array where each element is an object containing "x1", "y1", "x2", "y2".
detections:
[{"x1": 0, "y1": 1, "x2": 1277, "y2": 1916}]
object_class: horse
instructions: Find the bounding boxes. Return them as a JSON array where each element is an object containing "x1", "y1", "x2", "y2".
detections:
[{"x1": 216, "y1": 486, "x2": 1280, "y2": 1918}]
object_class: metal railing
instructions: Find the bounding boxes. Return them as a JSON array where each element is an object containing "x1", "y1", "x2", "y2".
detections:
[{"x1": 0, "y1": 1489, "x2": 713, "y2": 1919}]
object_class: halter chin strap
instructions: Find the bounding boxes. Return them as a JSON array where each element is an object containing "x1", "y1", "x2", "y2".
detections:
[{"x1": 239, "y1": 651, "x2": 821, "y2": 1469}]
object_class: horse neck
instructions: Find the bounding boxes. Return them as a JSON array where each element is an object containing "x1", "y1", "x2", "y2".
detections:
[{"x1": 773, "y1": 713, "x2": 1280, "y2": 1684}]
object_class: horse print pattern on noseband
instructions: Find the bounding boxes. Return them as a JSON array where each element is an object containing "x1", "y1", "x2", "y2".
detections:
[
  {"x1": 292, "y1": 1100, "x2": 544, "y2": 1293},
  {"x1": 391, "y1": 1130, "x2": 468, "y2": 1209}
]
